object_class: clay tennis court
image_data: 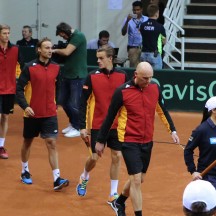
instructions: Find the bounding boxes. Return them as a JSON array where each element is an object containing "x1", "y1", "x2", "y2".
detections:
[{"x1": 0, "y1": 105, "x2": 201, "y2": 216}]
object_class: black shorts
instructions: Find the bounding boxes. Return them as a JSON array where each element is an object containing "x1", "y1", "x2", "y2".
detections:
[
  {"x1": 0, "y1": 94, "x2": 15, "y2": 114},
  {"x1": 91, "y1": 129, "x2": 121, "y2": 153},
  {"x1": 122, "y1": 142, "x2": 153, "y2": 175},
  {"x1": 23, "y1": 116, "x2": 58, "y2": 139}
]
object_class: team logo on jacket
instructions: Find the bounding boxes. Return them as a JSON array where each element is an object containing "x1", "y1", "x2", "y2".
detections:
[
  {"x1": 125, "y1": 84, "x2": 130, "y2": 88},
  {"x1": 210, "y1": 137, "x2": 216, "y2": 144},
  {"x1": 188, "y1": 136, "x2": 193, "y2": 141}
]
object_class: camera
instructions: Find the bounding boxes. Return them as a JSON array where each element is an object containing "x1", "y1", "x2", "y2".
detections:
[
  {"x1": 131, "y1": 14, "x2": 137, "y2": 19},
  {"x1": 52, "y1": 41, "x2": 68, "y2": 64},
  {"x1": 52, "y1": 40, "x2": 68, "y2": 49}
]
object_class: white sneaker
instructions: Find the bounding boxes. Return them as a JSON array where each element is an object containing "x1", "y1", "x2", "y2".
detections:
[
  {"x1": 62, "y1": 124, "x2": 73, "y2": 134},
  {"x1": 64, "y1": 128, "x2": 80, "y2": 138}
]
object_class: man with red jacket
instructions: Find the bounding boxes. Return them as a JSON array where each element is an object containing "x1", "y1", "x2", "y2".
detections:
[
  {"x1": 95, "y1": 62, "x2": 180, "y2": 216},
  {"x1": 76, "y1": 46, "x2": 128, "y2": 208},
  {"x1": 16, "y1": 37, "x2": 69, "y2": 191},
  {"x1": 0, "y1": 24, "x2": 22, "y2": 159}
]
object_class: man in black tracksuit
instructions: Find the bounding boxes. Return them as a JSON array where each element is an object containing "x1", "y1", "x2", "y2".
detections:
[{"x1": 184, "y1": 96, "x2": 216, "y2": 189}]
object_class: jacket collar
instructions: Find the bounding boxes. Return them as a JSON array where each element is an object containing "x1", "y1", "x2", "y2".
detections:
[
  {"x1": 36, "y1": 58, "x2": 51, "y2": 67},
  {"x1": 100, "y1": 67, "x2": 115, "y2": 75}
]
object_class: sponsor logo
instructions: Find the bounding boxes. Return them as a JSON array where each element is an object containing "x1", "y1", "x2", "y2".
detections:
[
  {"x1": 210, "y1": 137, "x2": 216, "y2": 145},
  {"x1": 188, "y1": 136, "x2": 193, "y2": 141},
  {"x1": 152, "y1": 78, "x2": 216, "y2": 102}
]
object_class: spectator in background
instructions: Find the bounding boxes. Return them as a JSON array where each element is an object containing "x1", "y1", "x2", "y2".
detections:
[
  {"x1": 16, "y1": 25, "x2": 38, "y2": 47},
  {"x1": 121, "y1": 1, "x2": 148, "y2": 68},
  {"x1": 140, "y1": 4, "x2": 166, "y2": 70},
  {"x1": 53, "y1": 22, "x2": 88, "y2": 138},
  {"x1": 87, "y1": 30, "x2": 115, "y2": 49},
  {"x1": 0, "y1": 24, "x2": 23, "y2": 159},
  {"x1": 184, "y1": 96, "x2": 216, "y2": 189},
  {"x1": 183, "y1": 180, "x2": 216, "y2": 216},
  {"x1": 149, "y1": 0, "x2": 165, "y2": 25}
]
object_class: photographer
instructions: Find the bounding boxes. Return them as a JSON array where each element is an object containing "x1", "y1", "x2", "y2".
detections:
[
  {"x1": 121, "y1": 1, "x2": 148, "y2": 68},
  {"x1": 53, "y1": 22, "x2": 88, "y2": 138}
]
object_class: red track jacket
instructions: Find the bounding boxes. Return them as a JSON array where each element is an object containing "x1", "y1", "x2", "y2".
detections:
[
  {"x1": 0, "y1": 42, "x2": 19, "y2": 94},
  {"x1": 16, "y1": 59, "x2": 60, "y2": 118},
  {"x1": 97, "y1": 79, "x2": 176, "y2": 143},
  {"x1": 79, "y1": 68, "x2": 128, "y2": 130}
]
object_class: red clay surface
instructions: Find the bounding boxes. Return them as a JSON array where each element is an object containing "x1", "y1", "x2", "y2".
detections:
[{"x1": 0, "y1": 105, "x2": 201, "y2": 216}]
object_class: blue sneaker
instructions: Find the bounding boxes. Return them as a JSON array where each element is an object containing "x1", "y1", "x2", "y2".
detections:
[
  {"x1": 21, "y1": 171, "x2": 32, "y2": 184},
  {"x1": 53, "y1": 177, "x2": 69, "y2": 191},
  {"x1": 76, "y1": 177, "x2": 89, "y2": 196}
]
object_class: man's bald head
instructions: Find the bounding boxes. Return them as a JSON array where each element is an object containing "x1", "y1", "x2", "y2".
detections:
[
  {"x1": 134, "y1": 62, "x2": 154, "y2": 88},
  {"x1": 136, "y1": 62, "x2": 153, "y2": 73}
]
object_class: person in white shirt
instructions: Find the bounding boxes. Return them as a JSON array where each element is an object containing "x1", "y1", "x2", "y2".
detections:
[{"x1": 87, "y1": 30, "x2": 115, "y2": 49}]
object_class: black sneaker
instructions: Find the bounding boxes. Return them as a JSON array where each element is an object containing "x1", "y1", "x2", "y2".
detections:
[
  {"x1": 53, "y1": 177, "x2": 69, "y2": 191},
  {"x1": 112, "y1": 201, "x2": 126, "y2": 216},
  {"x1": 20, "y1": 171, "x2": 32, "y2": 184}
]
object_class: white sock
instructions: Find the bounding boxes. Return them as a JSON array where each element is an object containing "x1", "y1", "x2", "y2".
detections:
[
  {"x1": 0, "y1": 138, "x2": 5, "y2": 147},
  {"x1": 53, "y1": 169, "x2": 60, "y2": 182},
  {"x1": 21, "y1": 161, "x2": 29, "y2": 173},
  {"x1": 81, "y1": 168, "x2": 89, "y2": 180},
  {"x1": 110, "y1": 179, "x2": 119, "y2": 196}
]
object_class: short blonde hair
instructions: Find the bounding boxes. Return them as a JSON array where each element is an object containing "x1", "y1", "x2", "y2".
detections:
[{"x1": 0, "y1": 24, "x2": 10, "y2": 32}]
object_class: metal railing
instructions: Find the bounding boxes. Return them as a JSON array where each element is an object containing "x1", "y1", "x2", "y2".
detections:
[{"x1": 163, "y1": 0, "x2": 187, "y2": 70}]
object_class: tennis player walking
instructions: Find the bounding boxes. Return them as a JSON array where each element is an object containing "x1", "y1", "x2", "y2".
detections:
[
  {"x1": 95, "y1": 62, "x2": 180, "y2": 216},
  {"x1": 16, "y1": 37, "x2": 69, "y2": 191},
  {"x1": 0, "y1": 24, "x2": 23, "y2": 159},
  {"x1": 76, "y1": 46, "x2": 128, "y2": 208}
]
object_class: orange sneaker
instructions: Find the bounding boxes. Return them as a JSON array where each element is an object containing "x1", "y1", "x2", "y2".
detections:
[{"x1": 0, "y1": 147, "x2": 8, "y2": 159}]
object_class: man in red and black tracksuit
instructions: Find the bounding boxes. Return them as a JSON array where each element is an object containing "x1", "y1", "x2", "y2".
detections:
[
  {"x1": 95, "y1": 62, "x2": 180, "y2": 216},
  {"x1": 0, "y1": 24, "x2": 23, "y2": 159},
  {"x1": 16, "y1": 37, "x2": 69, "y2": 191},
  {"x1": 76, "y1": 46, "x2": 128, "y2": 208}
]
